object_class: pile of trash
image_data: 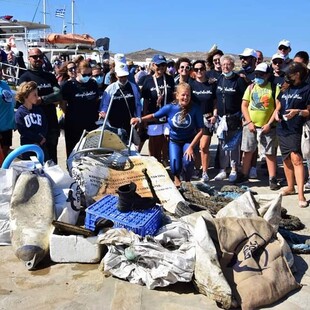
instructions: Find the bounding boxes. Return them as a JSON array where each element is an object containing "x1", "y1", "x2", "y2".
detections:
[{"x1": 0, "y1": 144, "x2": 307, "y2": 309}]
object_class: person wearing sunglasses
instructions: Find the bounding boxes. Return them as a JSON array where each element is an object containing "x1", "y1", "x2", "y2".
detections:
[
  {"x1": 270, "y1": 53, "x2": 286, "y2": 88},
  {"x1": 206, "y1": 49, "x2": 224, "y2": 84},
  {"x1": 92, "y1": 65, "x2": 105, "y2": 98},
  {"x1": 189, "y1": 60, "x2": 217, "y2": 182},
  {"x1": 273, "y1": 62, "x2": 310, "y2": 208},
  {"x1": 141, "y1": 54, "x2": 175, "y2": 165},
  {"x1": 18, "y1": 48, "x2": 62, "y2": 164},
  {"x1": 99, "y1": 60, "x2": 141, "y2": 147},
  {"x1": 174, "y1": 57, "x2": 192, "y2": 85},
  {"x1": 238, "y1": 48, "x2": 257, "y2": 85},
  {"x1": 277, "y1": 39, "x2": 293, "y2": 70},
  {"x1": 61, "y1": 60, "x2": 99, "y2": 157}
]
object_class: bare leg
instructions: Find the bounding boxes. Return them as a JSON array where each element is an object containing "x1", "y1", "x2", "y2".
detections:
[
  {"x1": 291, "y1": 152, "x2": 306, "y2": 202},
  {"x1": 174, "y1": 175, "x2": 181, "y2": 187},
  {"x1": 265, "y1": 154, "x2": 277, "y2": 178},
  {"x1": 241, "y1": 151, "x2": 254, "y2": 176},
  {"x1": 282, "y1": 156, "x2": 296, "y2": 193},
  {"x1": 148, "y1": 135, "x2": 164, "y2": 162},
  {"x1": 200, "y1": 135, "x2": 211, "y2": 173}
]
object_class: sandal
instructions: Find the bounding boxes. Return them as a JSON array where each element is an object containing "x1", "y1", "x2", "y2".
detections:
[
  {"x1": 299, "y1": 200, "x2": 309, "y2": 208},
  {"x1": 281, "y1": 188, "x2": 296, "y2": 196}
]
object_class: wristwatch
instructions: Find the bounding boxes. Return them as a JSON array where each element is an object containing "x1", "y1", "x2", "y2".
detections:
[{"x1": 298, "y1": 109, "x2": 303, "y2": 117}]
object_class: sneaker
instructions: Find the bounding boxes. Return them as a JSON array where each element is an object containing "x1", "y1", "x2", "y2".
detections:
[
  {"x1": 305, "y1": 177, "x2": 310, "y2": 190},
  {"x1": 249, "y1": 167, "x2": 257, "y2": 179},
  {"x1": 201, "y1": 172, "x2": 209, "y2": 183},
  {"x1": 228, "y1": 171, "x2": 237, "y2": 182},
  {"x1": 234, "y1": 173, "x2": 248, "y2": 184},
  {"x1": 214, "y1": 170, "x2": 227, "y2": 181},
  {"x1": 191, "y1": 169, "x2": 200, "y2": 180},
  {"x1": 269, "y1": 177, "x2": 280, "y2": 191}
]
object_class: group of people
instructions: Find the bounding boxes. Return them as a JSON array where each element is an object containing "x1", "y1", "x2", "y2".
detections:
[{"x1": 0, "y1": 39, "x2": 309, "y2": 208}]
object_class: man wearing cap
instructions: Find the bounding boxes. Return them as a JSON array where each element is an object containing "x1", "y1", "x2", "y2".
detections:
[
  {"x1": 270, "y1": 53, "x2": 286, "y2": 88},
  {"x1": 238, "y1": 48, "x2": 257, "y2": 85},
  {"x1": 277, "y1": 39, "x2": 293, "y2": 70},
  {"x1": 141, "y1": 54, "x2": 175, "y2": 164},
  {"x1": 99, "y1": 60, "x2": 141, "y2": 141},
  {"x1": 235, "y1": 62, "x2": 280, "y2": 190}
]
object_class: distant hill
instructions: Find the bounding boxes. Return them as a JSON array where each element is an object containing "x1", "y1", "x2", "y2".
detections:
[
  {"x1": 124, "y1": 48, "x2": 211, "y2": 62},
  {"x1": 119, "y1": 48, "x2": 271, "y2": 69}
]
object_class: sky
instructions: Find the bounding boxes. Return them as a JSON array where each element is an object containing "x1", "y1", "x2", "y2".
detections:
[{"x1": 1, "y1": 0, "x2": 310, "y2": 58}]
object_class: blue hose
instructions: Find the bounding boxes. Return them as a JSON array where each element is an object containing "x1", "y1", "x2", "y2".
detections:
[{"x1": 1, "y1": 144, "x2": 44, "y2": 169}]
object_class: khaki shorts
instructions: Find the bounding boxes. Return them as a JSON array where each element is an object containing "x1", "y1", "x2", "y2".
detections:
[{"x1": 241, "y1": 125, "x2": 277, "y2": 155}]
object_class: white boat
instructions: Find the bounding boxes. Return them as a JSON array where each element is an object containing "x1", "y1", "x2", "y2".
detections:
[{"x1": 0, "y1": 2, "x2": 109, "y2": 84}]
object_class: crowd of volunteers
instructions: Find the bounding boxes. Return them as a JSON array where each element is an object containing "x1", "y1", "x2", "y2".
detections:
[{"x1": 0, "y1": 39, "x2": 309, "y2": 207}]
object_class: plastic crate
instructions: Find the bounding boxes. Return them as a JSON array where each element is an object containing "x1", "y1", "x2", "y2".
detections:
[{"x1": 85, "y1": 195, "x2": 162, "y2": 237}]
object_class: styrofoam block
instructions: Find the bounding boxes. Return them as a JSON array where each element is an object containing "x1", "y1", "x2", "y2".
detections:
[{"x1": 50, "y1": 233, "x2": 103, "y2": 263}]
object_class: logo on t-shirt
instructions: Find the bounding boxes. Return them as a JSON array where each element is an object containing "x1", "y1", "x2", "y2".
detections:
[
  {"x1": 171, "y1": 112, "x2": 191, "y2": 128},
  {"x1": 1, "y1": 89, "x2": 13, "y2": 103},
  {"x1": 24, "y1": 113, "x2": 43, "y2": 128}
]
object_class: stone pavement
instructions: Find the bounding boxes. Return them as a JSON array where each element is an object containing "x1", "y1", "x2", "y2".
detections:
[{"x1": 1, "y1": 132, "x2": 310, "y2": 309}]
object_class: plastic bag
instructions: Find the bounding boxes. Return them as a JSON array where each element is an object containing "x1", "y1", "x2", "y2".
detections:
[
  {"x1": 222, "y1": 129, "x2": 242, "y2": 151},
  {"x1": 301, "y1": 120, "x2": 310, "y2": 159}
]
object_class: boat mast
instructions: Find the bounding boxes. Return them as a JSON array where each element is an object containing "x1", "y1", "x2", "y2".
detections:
[
  {"x1": 71, "y1": 0, "x2": 75, "y2": 34},
  {"x1": 43, "y1": 0, "x2": 47, "y2": 38}
]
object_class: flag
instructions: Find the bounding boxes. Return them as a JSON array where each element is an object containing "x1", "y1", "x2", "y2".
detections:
[{"x1": 55, "y1": 8, "x2": 65, "y2": 18}]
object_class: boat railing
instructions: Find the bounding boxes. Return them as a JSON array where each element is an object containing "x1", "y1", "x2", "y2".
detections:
[{"x1": 0, "y1": 61, "x2": 27, "y2": 86}]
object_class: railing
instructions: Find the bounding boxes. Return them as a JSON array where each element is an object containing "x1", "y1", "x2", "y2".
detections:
[{"x1": 0, "y1": 61, "x2": 27, "y2": 86}]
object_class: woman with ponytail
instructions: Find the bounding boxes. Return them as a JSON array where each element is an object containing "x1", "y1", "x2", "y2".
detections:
[{"x1": 131, "y1": 82, "x2": 203, "y2": 187}]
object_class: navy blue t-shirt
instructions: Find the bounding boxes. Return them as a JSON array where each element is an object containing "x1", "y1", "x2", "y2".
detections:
[
  {"x1": 189, "y1": 79, "x2": 216, "y2": 114},
  {"x1": 141, "y1": 74, "x2": 175, "y2": 115},
  {"x1": 154, "y1": 102, "x2": 203, "y2": 142},
  {"x1": 206, "y1": 69, "x2": 222, "y2": 82},
  {"x1": 216, "y1": 73, "x2": 247, "y2": 116},
  {"x1": 107, "y1": 82, "x2": 136, "y2": 135},
  {"x1": 15, "y1": 105, "x2": 48, "y2": 145},
  {"x1": 61, "y1": 78, "x2": 99, "y2": 132},
  {"x1": 276, "y1": 83, "x2": 310, "y2": 136}
]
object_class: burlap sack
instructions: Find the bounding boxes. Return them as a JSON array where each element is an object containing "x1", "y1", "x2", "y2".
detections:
[{"x1": 211, "y1": 217, "x2": 301, "y2": 310}]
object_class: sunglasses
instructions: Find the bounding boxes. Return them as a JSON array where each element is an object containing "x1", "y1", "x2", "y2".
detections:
[
  {"x1": 193, "y1": 67, "x2": 205, "y2": 72},
  {"x1": 81, "y1": 73, "x2": 92, "y2": 77},
  {"x1": 255, "y1": 72, "x2": 266, "y2": 78},
  {"x1": 92, "y1": 74, "x2": 103, "y2": 78},
  {"x1": 68, "y1": 67, "x2": 76, "y2": 72},
  {"x1": 29, "y1": 54, "x2": 43, "y2": 60},
  {"x1": 213, "y1": 58, "x2": 221, "y2": 63},
  {"x1": 240, "y1": 56, "x2": 251, "y2": 60},
  {"x1": 279, "y1": 45, "x2": 289, "y2": 51},
  {"x1": 155, "y1": 63, "x2": 167, "y2": 68},
  {"x1": 180, "y1": 65, "x2": 191, "y2": 70},
  {"x1": 272, "y1": 60, "x2": 283, "y2": 65}
]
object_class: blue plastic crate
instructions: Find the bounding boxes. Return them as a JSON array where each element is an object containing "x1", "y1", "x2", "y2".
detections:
[{"x1": 85, "y1": 195, "x2": 162, "y2": 236}]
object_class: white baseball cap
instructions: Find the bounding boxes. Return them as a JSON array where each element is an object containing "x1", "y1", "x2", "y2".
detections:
[{"x1": 239, "y1": 48, "x2": 257, "y2": 58}]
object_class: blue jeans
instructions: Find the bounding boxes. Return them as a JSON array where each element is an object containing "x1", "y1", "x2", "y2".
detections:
[{"x1": 169, "y1": 140, "x2": 195, "y2": 181}]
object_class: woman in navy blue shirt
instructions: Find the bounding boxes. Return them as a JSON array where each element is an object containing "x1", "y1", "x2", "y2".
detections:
[
  {"x1": 189, "y1": 60, "x2": 217, "y2": 182},
  {"x1": 274, "y1": 62, "x2": 310, "y2": 207},
  {"x1": 131, "y1": 82, "x2": 203, "y2": 187}
]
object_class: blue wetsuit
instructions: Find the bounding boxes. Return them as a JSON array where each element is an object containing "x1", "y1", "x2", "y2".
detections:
[{"x1": 154, "y1": 102, "x2": 203, "y2": 180}]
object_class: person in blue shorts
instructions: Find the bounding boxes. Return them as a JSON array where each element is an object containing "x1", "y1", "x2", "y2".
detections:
[{"x1": 131, "y1": 82, "x2": 203, "y2": 187}]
